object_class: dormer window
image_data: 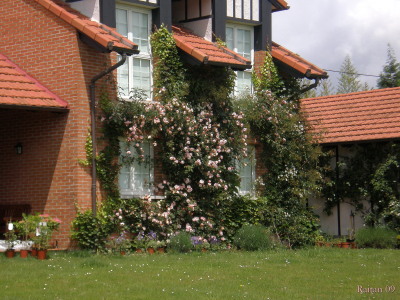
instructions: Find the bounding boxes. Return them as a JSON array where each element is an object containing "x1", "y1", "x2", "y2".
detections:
[
  {"x1": 116, "y1": 4, "x2": 152, "y2": 99},
  {"x1": 226, "y1": 24, "x2": 254, "y2": 95}
]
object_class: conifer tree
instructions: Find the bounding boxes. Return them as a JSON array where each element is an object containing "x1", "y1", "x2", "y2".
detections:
[
  {"x1": 337, "y1": 55, "x2": 362, "y2": 94},
  {"x1": 318, "y1": 79, "x2": 334, "y2": 96},
  {"x1": 377, "y1": 44, "x2": 400, "y2": 88}
]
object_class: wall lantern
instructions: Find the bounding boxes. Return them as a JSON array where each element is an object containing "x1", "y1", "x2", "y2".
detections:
[{"x1": 15, "y1": 143, "x2": 23, "y2": 155}]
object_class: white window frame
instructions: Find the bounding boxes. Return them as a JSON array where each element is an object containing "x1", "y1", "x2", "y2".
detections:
[
  {"x1": 226, "y1": 23, "x2": 254, "y2": 95},
  {"x1": 116, "y1": 4, "x2": 153, "y2": 100},
  {"x1": 237, "y1": 145, "x2": 256, "y2": 195},
  {"x1": 119, "y1": 141, "x2": 154, "y2": 198}
]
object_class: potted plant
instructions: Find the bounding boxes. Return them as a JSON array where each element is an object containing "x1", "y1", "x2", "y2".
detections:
[
  {"x1": 4, "y1": 228, "x2": 17, "y2": 258},
  {"x1": 32, "y1": 214, "x2": 61, "y2": 259},
  {"x1": 156, "y1": 240, "x2": 167, "y2": 253},
  {"x1": 107, "y1": 231, "x2": 132, "y2": 255},
  {"x1": 14, "y1": 213, "x2": 38, "y2": 257},
  {"x1": 132, "y1": 231, "x2": 146, "y2": 253},
  {"x1": 146, "y1": 240, "x2": 158, "y2": 254}
]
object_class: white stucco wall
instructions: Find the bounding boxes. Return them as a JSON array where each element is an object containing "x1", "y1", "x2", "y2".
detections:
[
  {"x1": 310, "y1": 144, "x2": 368, "y2": 236},
  {"x1": 184, "y1": 19, "x2": 212, "y2": 41},
  {"x1": 70, "y1": 0, "x2": 100, "y2": 22},
  {"x1": 310, "y1": 198, "x2": 367, "y2": 236},
  {"x1": 227, "y1": 0, "x2": 259, "y2": 21}
]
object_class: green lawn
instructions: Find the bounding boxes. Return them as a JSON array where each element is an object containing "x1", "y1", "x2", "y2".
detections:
[{"x1": 1, "y1": 248, "x2": 399, "y2": 299}]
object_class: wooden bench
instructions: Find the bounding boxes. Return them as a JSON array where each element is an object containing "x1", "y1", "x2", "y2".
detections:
[{"x1": 0, "y1": 204, "x2": 31, "y2": 236}]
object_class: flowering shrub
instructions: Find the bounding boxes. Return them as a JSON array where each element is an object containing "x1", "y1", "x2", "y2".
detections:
[
  {"x1": 87, "y1": 26, "x2": 322, "y2": 250},
  {"x1": 97, "y1": 26, "x2": 249, "y2": 246},
  {"x1": 32, "y1": 214, "x2": 62, "y2": 250}
]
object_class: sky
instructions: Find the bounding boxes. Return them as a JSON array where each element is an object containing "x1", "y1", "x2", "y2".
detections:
[{"x1": 272, "y1": 0, "x2": 400, "y2": 90}]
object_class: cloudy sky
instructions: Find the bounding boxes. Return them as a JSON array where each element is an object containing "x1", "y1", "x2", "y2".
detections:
[{"x1": 272, "y1": 0, "x2": 400, "y2": 89}]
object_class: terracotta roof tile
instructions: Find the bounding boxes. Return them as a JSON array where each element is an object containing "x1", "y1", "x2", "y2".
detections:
[
  {"x1": 272, "y1": 0, "x2": 290, "y2": 12},
  {"x1": 301, "y1": 87, "x2": 400, "y2": 144},
  {"x1": 271, "y1": 42, "x2": 328, "y2": 79},
  {"x1": 0, "y1": 53, "x2": 68, "y2": 111},
  {"x1": 172, "y1": 26, "x2": 251, "y2": 70},
  {"x1": 33, "y1": 0, "x2": 138, "y2": 54}
]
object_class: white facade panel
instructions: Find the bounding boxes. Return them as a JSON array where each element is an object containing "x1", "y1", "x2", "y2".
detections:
[
  {"x1": 138, "y1": 0, "x2": 158, "y2": 4},
  {"x1": 188, "y1": 0, "x2": 200, "y2": 19},
  {"x1": 235, "y1": 0, "x2": 242, "y2": 19},
  {"x1": 227, "y1": 0, "x2": 234, "y2": 18},
  {"x1": 243, "y1": 0, "x2": 251, "y2": 20},
  {"x1": 70, "y1": 0, "x2": 100, "y2": 22},
  {"x1": 202, "y1": 0, "x2": 212, "y2": 16},
  {"x1": 184, "y1": 18, "x2": 212, "y2": 41},
  {"x1": 252, "y1": 0, "x2": 259, "y2": 21}
]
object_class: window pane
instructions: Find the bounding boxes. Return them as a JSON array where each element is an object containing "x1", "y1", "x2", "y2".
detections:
[
  {"x1": 131, "y1": 11, "x2": 149, "y2": 53},
  {"x1": 226, "y1": 27, "x2": 234, "y2": 50},
  {"x1": 116, "y1": 9, "x2": 128, "y2": 36},
  {"x1": 117, "y1": 55, "x2": 129, "y2": 96},
  {"x1": 238, "y1": 146, "x2": 255, "y2": 194},
  {"x1": 132, "y1": 58, "x2": 151, "y2": 98},
  {"x1": 236, "y1": 71, "x2": 252, "y2": 94},
  {"x1": 119, "y1": 142, "x2": 152, "y2": 196}
]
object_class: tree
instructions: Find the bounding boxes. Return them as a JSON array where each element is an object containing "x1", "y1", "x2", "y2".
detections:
[
  {"x1": 377, "y1": 44, "x2": 400, "y2": 88},
  {"x1": 337, "y1": 55, "x2": 362, "y2": 94},
  {"x1": 318, "y1": 79, "x2": 334, "y2": 97}
]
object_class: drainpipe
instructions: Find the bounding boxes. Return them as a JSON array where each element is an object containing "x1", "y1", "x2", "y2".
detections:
[
  {"x1": 300, "y1": 78, "x2": 320, "y2": 95},
  {"x1": 288, "y1": 78, "x2": 319, "y2": 101},
  {"x1": 89, "y1": 53, "x2": 127, "y2": 215},
  {"x1": 335, "y1": 145, "x2": 341, "y2": 236}
]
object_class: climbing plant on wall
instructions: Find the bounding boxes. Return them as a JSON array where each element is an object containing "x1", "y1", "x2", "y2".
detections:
[
  {"x1": 97, "y1": 25, "x2": 248, "y2": 242},
  {"x1": 236, "y1": 52, "x2": 323, "y2": 247}
]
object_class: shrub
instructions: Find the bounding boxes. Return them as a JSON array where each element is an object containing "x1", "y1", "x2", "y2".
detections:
[
  {"x1": 355, "y1": 227, "x2": 397, "y2": 249},
  {"x1": 71, "y1": 210, "x2": 108, "y2": 251},
  {"x1": 233, "y1": 224, "x2": 274, "y2": 251},
  {"x1": 168, "y1": 232, "x2": 193, "y2": 253}
]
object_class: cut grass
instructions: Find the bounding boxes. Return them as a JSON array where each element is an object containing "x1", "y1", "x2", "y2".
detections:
[{"x1": 1, "y1": 248, "x2": 399, "y2": 299}]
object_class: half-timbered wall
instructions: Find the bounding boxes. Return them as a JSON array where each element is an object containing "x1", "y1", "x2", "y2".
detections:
[
  {"x1": 172, "y1": 0, "x2": 213, "y2": 41},
  {"x1": 69, "y1": 0, "x2": 100, "y2": 21},
  {"x1": 227, "y1": 0, "x2": 260, "y2": 22}
]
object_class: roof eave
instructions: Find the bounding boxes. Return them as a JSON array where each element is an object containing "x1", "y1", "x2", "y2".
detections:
[{"x1": 0, "y1": 104, "x2": 69, "y2": 113}]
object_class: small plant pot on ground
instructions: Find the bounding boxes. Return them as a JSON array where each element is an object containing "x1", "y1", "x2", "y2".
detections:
[
  {"x1": 147, "y1": 247, "x2": 155, "y2": 255},
  {"x1": 19, "y1": 249, "x2": 29, "y2": 258},
  {"x1": 5, "y1": 249, "x2": 15, "y2": 258},
  {"x1": 37, "y1": 249, "x2": 47, "y2": 260}
]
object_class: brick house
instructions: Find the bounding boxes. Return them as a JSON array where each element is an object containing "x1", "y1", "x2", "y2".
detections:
[
  {"x1": 302, "y1": 87, "x2": 400, "y2": 236},
  {"x1": 0, "y1": 0, "x2": 327, "y2": 249}
]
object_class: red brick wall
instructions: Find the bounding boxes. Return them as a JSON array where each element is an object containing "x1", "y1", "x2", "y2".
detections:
[
  {"x1": 0, "y1": 0, "x2": 116, "y2": 248},
  {"x1": 254, "y1": 50, "x2": 267, "y2": 76}
]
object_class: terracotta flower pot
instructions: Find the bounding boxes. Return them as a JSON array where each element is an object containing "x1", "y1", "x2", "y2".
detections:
[
  {"x1": 135, "y1": 248, "x2": 143, "y2": 253},
  {"x1": 31, "y1": 248, "x2": 38, "y2": 257},
  {"x1": 37, "y1": 249, "x2": 47, "y2": 260},
  {"x1": 157, "y1": 247, "x2": 165, "y2": 254},
  {"x1": 147, "y1": 247, "x2": 155, "y2": 255},
  {"x1": 341, "y1": 242, "x2": 351, "y2": 248},
  {"x1": 20, "y1": 249, "x2": 29, "y2": 258},
  {"x1": 5, "y1": 249, "x2": 15, "y2": 258}
]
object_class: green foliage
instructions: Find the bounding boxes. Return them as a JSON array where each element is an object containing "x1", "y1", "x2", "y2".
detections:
[
  {"x1": 355, "y1": 227, "x2": 397, "y2": 249},
  {"x1": 337, "y1": 55, "x2": 363, "y2": 94},
  {"x1": 377, "y1": 44, "x2": 400, "y2": 88},
  {"x1": 233, "y1": 224, "x2": 274, "y2": 251},
  {"x1": 168, "y1": 231, "x2": 193, "y2": 253},
  {"x1": 322, "y1": 142, "x2": 400, "y2": 230},
  {"x1": 151, "y1": 25, "x2": 187, "y2": 99},
  {"x1": 219, "y1": 195, "x2": 267, "y2": 238},
  {"x1": 263, "y1": 201, "x2": 320, "y2": 248},
  {"x1": 317, "y1": 78, "x2": 334, "y2": 97},
  {"x1": 71, "y1": 210, "x2": 109, "y2": 251},
  {"x1": 235, "y1": 53, "x2": 323, "y2": 247}
]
